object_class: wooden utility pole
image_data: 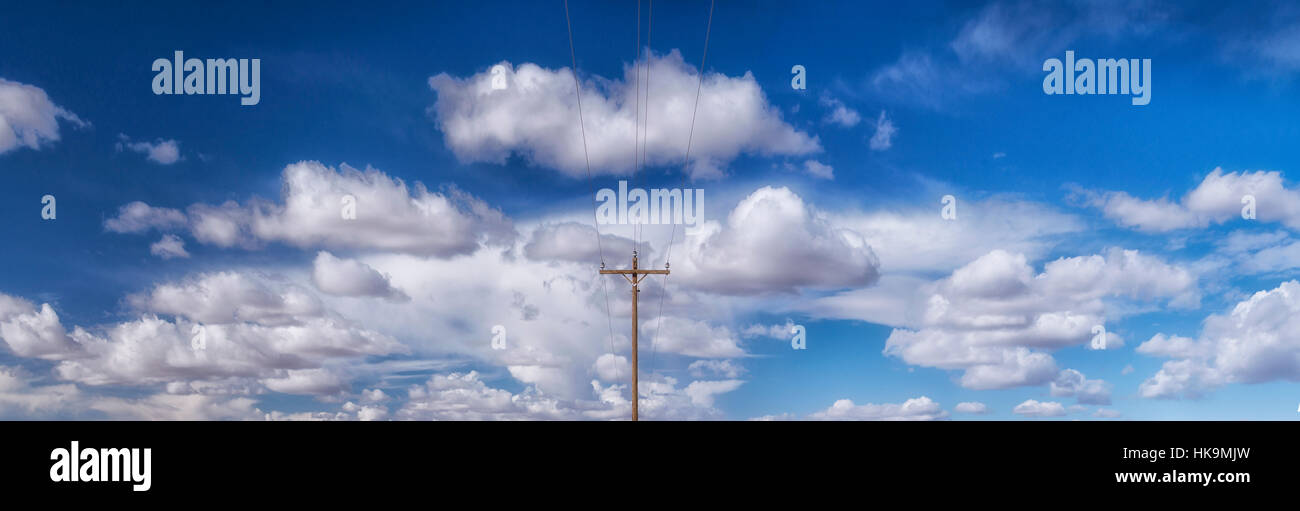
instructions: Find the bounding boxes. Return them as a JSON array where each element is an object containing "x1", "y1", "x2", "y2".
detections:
[{"x1": 600, "y1": 250, "x2": 668, "y2": 421}]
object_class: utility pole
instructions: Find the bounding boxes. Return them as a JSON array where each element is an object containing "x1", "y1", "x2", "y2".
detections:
[{"x1": 600, "y1": 250, "x2": 668, "y2": 421}]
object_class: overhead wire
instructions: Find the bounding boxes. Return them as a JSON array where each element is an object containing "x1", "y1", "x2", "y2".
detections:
[
  {"x1": 565, "y1": 0, "x2": 717, "y2": 418},
  {"x1": 647, "y1": 0, "x2": 715, "y2": 383},
  {"x1": 563, "y1": 0, "x2": 621, "y2": 385}
]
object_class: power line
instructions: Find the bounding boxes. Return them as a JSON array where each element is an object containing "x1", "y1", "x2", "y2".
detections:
[
  {"x1": 563, "y1": 0, "x2": 620, "y2": 387},
  {"x1": 647, "y1": 0, "x2": 715, "y2": 384},
  {"x1": 636, "y1": 0, "x2": 654, "y2": 248},
  {"x1": 633, "y1": 0, "x2": 641, "y2": 251},
  {"x1": 569, "y1": 0, "x2": 716, "y2": 421}
]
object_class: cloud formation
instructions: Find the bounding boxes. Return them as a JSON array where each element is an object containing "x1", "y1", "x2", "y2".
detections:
[
  {"x1": 884, "y1": 248, "x2": 1196, "y2": 389},
  {"x1": 1139, "y1": 280, "x2": 1300, "y2": 399},
  {"x1": 312, "y1": 251, "x2": 408, "y2": 301},
  {"x1": 819, "y1": 95, "x2": 861, "y2": 127},
  {"x1": 0, "y1": 272, "x2": 406, "y2": 399},
  {"x1": 1012, "y1": 399, "x2": 1066, "y2": 417},
  {"x1": 150, "y1": 234, "x2": 190, "y2": 259},
  {"x1": 105, "y1": 201, "x2": 188, "y2": 234},
  {"x1": 808, "y1": 396, "x2": 948, "y2": 420},
  {"x1": 106, "y1": 161, "x2": 517, "y2": 257},
  {"x1": 1050, "y1": 368, "x2": 1112, "y2": 405},
  {"x1": 868, "y1": 110, "x2": 896, "y2": 151},
  {"x1": 802, "y1": 160, "x2": 834, "y2": 180},
  {"x1": 523, "y1": 222, "x2": 644, "y2": 264},
  {"x1": 954, "y1": 401, "x2": 989, "y2": 414},
  {"x1": 0, "y1": 78, "x2": 86, "y2": 155},
  {"x1": 835, "y1": 197, "x2": 1084, "y2": 275},
  {"x1": 674, "y1": 186, "x2": 880, "y2": 295},
  {"x1": 428, "y1": 52, "x2": 820, "y2": 180},
  {"x1": 0, "y1": 294, "x2": 79, "y2": 359},
  {"x1": 1081, "y1": 168, "x2": 1300, "y2": 232},
  {"x1": 641, "y1": 316, "x2": 744, "y2": 358},
  {"x1": 117, "y1": 134, "x2": 182, "y2": 164}
]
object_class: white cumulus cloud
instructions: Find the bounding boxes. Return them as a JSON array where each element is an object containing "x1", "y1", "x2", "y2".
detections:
[
  {"x1": 1049, "y1": 368, "x2": 1112, "y2": 405},
  {"x1": 1082, "y1": 168, "x2": 1300, "y2": 232},
  {"x1": 1138, "y1": 280, "x2": 1300, "y2": 399},
  {"x1": 954, "y1": 401, "x2": 989, "y2": 414},
  {"x1": 108, "y1": 161, "x2": 516, "y2": 257},
  {"x1": 150, "y1": 234, "x2": 190, "y2": 259},
  {"x1": 673, "y1": 186, "x2": 880, "y2": 295},
  {"x1": 1012, "y1": 399, "x2": 1066, "y2": 417},
  {"x1": 427, "y1": 52, "x2": 820, "y2": 180},
  {"x1": 809, "y1": 396, "x2": 948, "y2": 420},
  {"x1": 884, "y1": 248, "x2": 1196, "y2": 389},
  {"x1": 0, "y1": 78, "x2": 86, "y2": 155}
]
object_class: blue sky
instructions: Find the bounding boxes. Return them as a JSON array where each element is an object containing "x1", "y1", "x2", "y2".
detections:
[{"x1": 1, "y1": 0, "x2": 1300, "y2": 420}]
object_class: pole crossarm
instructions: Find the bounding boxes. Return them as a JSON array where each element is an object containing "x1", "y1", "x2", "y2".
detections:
[{"x1": 600, "y1": 268, "x2": 669, "y2": 285}]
